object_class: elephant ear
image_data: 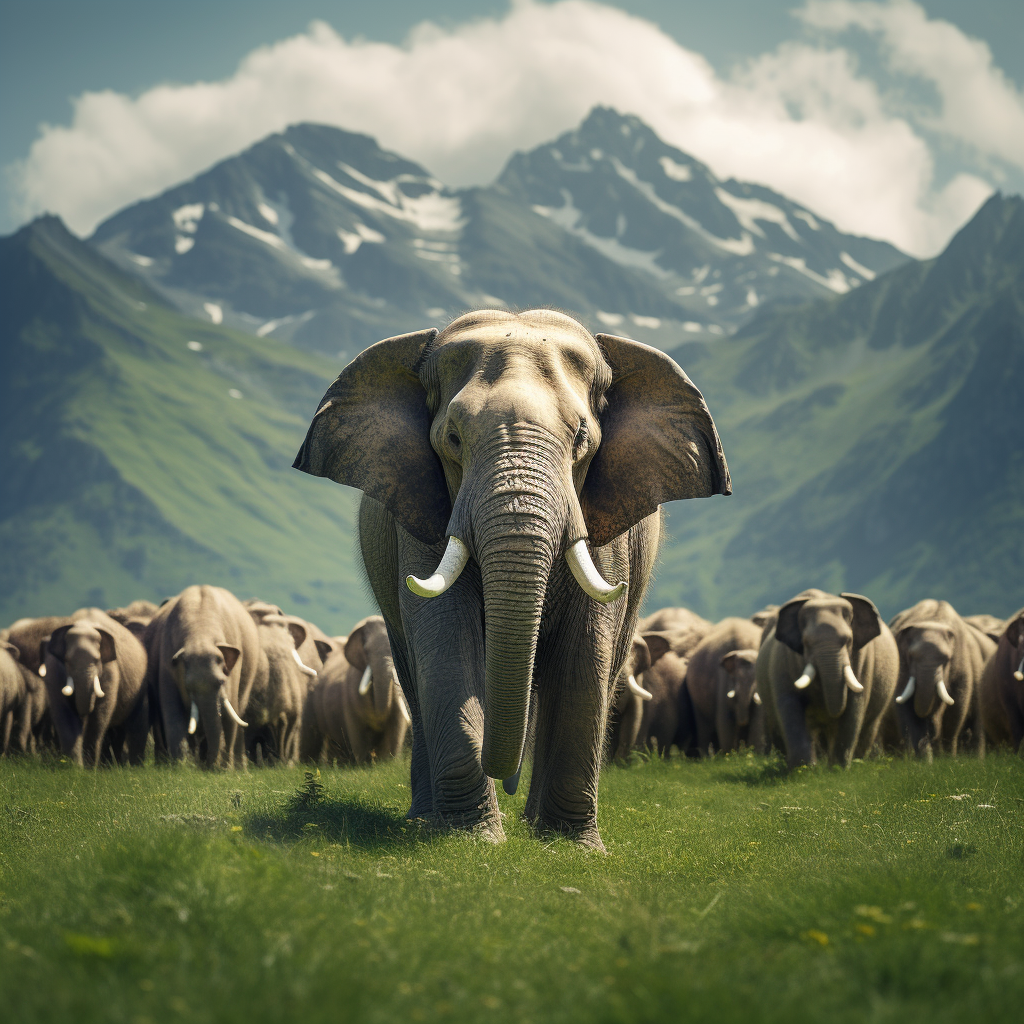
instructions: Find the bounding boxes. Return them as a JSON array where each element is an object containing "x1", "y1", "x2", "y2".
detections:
[
  {"x1": 1004, "y1": 613, "x2": 1024, "y2": 647},
  {"x1": 314, "y1": 638, "x2": 336, "y2": 663},
  {"x1": 641, "y1": 631, "x2": 673, "y2": 666},
  {"x1": 344, "y1": 621, "x2": 370, "y2": 673},
  {"x1": 217, "y1": 645, "x2": 241, "y2": 674},
  {"x1": 292, "y1": 329, "x2": 449, "y2": 545},
  {"x1": 840, "y1": 593, "x2": 883, "y2": 649},
  {"x1": 47, "y1": 625, "x2": 73, "y2": 662},
  {"x1": 720, "y1": 652, "x2": 742, "y2": 674},
  {"x1": 630, "y1": 634, "x2": 653, "y2": 676},
  {"x1": 2, "y1": 641, "x2": 19, "y2": 659},
  {"x1": 775, "y1": 598, "x2": 810, "y2": 654},
  {"x1": 285, "y1": 621, "x2": 308, "y2": 651},
  {"x1": 582, "y1": 335, "x2": 731, "y2": 546},
  {"x1": 96, "y1": 628, "x2": 117, "y2": 664}
]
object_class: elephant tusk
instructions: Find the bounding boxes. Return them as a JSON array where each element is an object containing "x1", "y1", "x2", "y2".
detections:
[
  {"x1": 726, "y1": 689, "x2": 736, "y2": 699},
  {"x1": 895, "y1": 676, "x2": 916, "y2": 704},
  {"x1": 407, "y1": 536, "x2": 469, "y2": 598},
  {"x1": 627, "y1": 674, "x2": 653, "y2": 701},
  {"x1": 290, "y1": 648, "x2": 317, "y2": 678},
  {"x1": 222, "y1": 696, "x2": 248, "y2": 728},
  {"x1": 844, "y1": 665, "x2": 864, "y2": 694},
  {"x1": 38, "y1": 664, "x2": 46, "y2": 677},
  {"x1": 188, "y1": 702, "x2": 199, "y2": 735},
  {"x1": 358, "y1": 665, "x2": 373, "y2": 695},
  {"x1": 936, "y1": 676, "x2": 955, "y2": 706},
  {"x1": 62, "y1": 676, "x2": 75, "y2": 697},
  {"x1": 793, "y1": 663, "x2": 815, "y2": 690},
  {"x1": 565, "y1": 540, "x2": 627, "y2": 604},
  {"x1": 752, "y1": 691, "x2": 762, "y2": 705},
  {"x1": 1014, "y1": 657, "x2": 1024, "y2": 682},
  {"x1": 93, "y1": 674, "x2": 105, "y2": 699}
]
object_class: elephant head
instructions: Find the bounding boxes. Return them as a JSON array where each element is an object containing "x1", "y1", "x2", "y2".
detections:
[
  {"x1": 720, "y1": 649, "x2": 760, "y2": 727},
  {"x1": 893, "y1": 622, "x2": 957, "y2": 717},
  {"x1": 294, "y1": 310, "x2": 729, "y2": 780},
  {"x1": 1005, "y1": 613, "x2": 1024, "y2": 683},
  {"x1": 344, "y1": 616, "x2": 409, "y2": 726},
  {"x1": 47, "y1": 621, "x2": 117, "y2": 718},
  {"x1": 170, "y1": 642, "x2": 247, "y2": 767},
  {"x1": 775, "y1": 590, "x2": 882, "y2": 718}
]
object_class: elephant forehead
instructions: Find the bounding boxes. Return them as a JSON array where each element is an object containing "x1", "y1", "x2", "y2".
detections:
[
  {"x1": 66, "y1": 625, "x2": 102, "y2": 650},
  {"x1": 802, "y1": 598, "x2": 852, "y2": 624}
]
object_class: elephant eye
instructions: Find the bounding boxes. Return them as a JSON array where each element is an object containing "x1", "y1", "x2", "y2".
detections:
[
  {"x1": 447, "y1": 431, "x2": 462, "y2": 453},
  {"x1": 573, "y1": 421, "x2": 588, "y2": 456}
]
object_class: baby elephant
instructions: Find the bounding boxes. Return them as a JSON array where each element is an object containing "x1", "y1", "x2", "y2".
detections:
[
  {"x1": 44, "y1": 609, "x2": 149, "y2": 766},
  {"x1": 979, "y1": 607, "x2": 1024, "y2": 753},
  {"x1": 302, "y1": 616, "x2": 409, "y2": 764},
  {"x1": 684, "y1": 617, "x2": 765, "y2": 755},
  {"x1": 890, "y1": 599, "x2": 995, "y2": 759}
]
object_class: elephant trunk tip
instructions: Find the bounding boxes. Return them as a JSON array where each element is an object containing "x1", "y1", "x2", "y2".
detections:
[{"x1": 502, "y1": 766, "x2": 522, "y2": 795}]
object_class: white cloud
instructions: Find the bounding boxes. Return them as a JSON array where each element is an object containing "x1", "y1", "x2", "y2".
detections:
[{"x1": 7, "y1": 0, "x2": 1019, "y2": 256}]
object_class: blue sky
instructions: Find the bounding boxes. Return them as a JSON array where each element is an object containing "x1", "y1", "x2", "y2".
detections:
[{"x1": 2, "y1": 0, "x2": 1021, "y2": 253}]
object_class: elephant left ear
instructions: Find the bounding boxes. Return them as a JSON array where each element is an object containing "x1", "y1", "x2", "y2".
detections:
[
  {"x1": 840, "y1": 593, "x2": 883, "y2": 649},
  {"x1": 97, "y1": 629, "x2": 118, "y2": 664},
  {"x1": 584, "y1": 334, "x2": 731, "y2": 546}
]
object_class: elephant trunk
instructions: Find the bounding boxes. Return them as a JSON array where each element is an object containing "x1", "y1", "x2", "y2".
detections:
[
  {"x1": 373, "y1": 655, "x2": 397, "y2": 720},
  {"x1": 196, "y1": 693, "x2": 224, "y2": 769},
  {"x1": 460, "y1": 428, "x2": 568, "y2": 782},
  {"x1": 734, "y1": 692, "x2": 751, "y2": 729},
  {"x1": 913, "y1": 666, "x2": 952, "y2": 718},
  {"x1": 815, "y1": 642, "x2": 850, "y2": 719}
]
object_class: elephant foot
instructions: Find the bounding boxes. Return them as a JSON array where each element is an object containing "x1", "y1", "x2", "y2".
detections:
[
  {"x1": 421, "y1": 809, "x2": 506, "y2": 844},
  {"x1": 533, "y1": 817, "x2": 607, "y2": 853}
]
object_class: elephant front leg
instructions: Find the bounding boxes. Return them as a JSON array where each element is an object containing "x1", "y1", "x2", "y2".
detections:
[
  {"x1": 831, "y1": 699, "x2": 867, "y2": 767},
  {"x1": 527, "y1": 636, "x2": 609, "y2": 851},
  {"x1": 775, "y1": 690, "x2": 814, "y2": 768},
  {"x1": 159, "y1": 668, "x2": 191, "y2": 762}
]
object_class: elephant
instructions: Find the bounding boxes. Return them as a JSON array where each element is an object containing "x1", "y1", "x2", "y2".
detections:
[
  {"x1": 606, "y1": 632, "x2": 672, "y2": 761},
  {"x1": 964, "y1": 614, "x2": 1005, "y2": 643},
  {"x1": 1, "y1": 642, "x2": 31, "y2": 754},
  {"x1": 751, "y1": 605, "x2": 779, "y2": 630},
  {"x1": 244, "y1": 613, "x2": 318, "y2": 765},
  {"x1": 759, "y1": 589, "x2": 898, "y2": 768},
  {"x1": 639, "y1": 606, "x2": 713, "y2": 643},
  {"x1": 683, "y1": 617, "x2": 765, "y2": 755},
  {"x1": 301, "y1": 616, "x2": 410, "y2": 764},
  {"x1": 293, "y1": 309, "x2": 729, "y2": 848},
  {"x1": 4, "y1": 615, "x2": 72, "y2": 675},
  {"x1": 889, "y1": 600, "x2": 996, "y2": 760},
  {"x1": 107, "y1": 600, "x2": 160, "y2": 640},
  {"x1": 43, "y1": 608, "x2": 149, "y2": 766},
  {"x1": 978, "y1": 607, "x2": 1024, "y2": 753},
  {"x1": 145, "y1": 585, "x2": 266, "y2": 769},
  {"x1": 244, "y1": 600, "x2": 337, "y2": 674}
]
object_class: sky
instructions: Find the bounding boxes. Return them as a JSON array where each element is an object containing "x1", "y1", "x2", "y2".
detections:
[{"x1": 1, "y1": 0, "x2": 1022, "y2": 256}]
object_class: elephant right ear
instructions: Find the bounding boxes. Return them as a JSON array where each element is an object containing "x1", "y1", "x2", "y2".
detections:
[
  {"x1": 292, "y1": 329, "x2": 450, "y2": 545},
  {"x1": 47, "y1": 626, "x2": 73, "y2": 662},
  {"x1": 641, "y1": 632, "x2": 673, "y2": 666},
  {"x1": 840, "y1": 593, "x2": 882, "y2": 649},
  {"x1": 313, "y1": 639, "x2": 336, "y2": 664},
  {"x1": 775, "y1": 598, "x2": 810, "y2": 654},
  {"x1": 1005, "y1": 614, "x2": 1024, "y2": 647},
  {"x1": 344, "y1": 621, "x2": 370, "y2": 673}
]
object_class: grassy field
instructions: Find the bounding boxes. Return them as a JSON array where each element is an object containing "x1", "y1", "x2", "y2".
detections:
[{"x1": 1, "y1": 754, "x2": 1022, "y2": 1024}]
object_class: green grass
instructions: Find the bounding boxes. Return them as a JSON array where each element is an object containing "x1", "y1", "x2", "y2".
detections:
[{"x1": 1, "y1": 754, "x2": 1022, "y2": 1024}]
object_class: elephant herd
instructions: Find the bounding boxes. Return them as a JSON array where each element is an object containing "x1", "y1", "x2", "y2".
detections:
[
  {"x1": 609, "y1": 591, "x2": 1024, "y2": 767},
  {"x1": 0, "y1": 586, "x2": 409, "y2": 770}
]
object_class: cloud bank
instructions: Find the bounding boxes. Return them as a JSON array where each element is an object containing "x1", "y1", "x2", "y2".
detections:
[{"x1": 9, "y1": 0, "x2": 1022, "y2": 256}]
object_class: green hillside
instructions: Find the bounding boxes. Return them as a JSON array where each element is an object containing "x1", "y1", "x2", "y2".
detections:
[
  {"x1": 649, "y1": 193, "x2": 1024, "y2": 620},
  {"x1": 0, "y1": 216, "x2": 365, "y2": 632}
]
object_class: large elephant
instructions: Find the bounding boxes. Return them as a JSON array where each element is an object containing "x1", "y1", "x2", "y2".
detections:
[
  {"x1": 301, "y1": 616, "x2": 410, "y2": 764},
  {"x1": 979, "y1": 607, "x2": 1024, "y2": 753},
  {"x1": 146, "y1": 585, "x2": 266, "y2": 769},
  {"x1": 759, "y1": 589, "x2": 897, "y2": 768},
  {"x1": 889, "y1": 600, "x2": 996, "y2": 759},
  {"x1": 43, "y1": 609, "x2": 149, "y2": 766},
  {"x1": 684, "y1": 617, "x2": 765, "y2": 755},
  {"x1": 294, "y1": 310, "x2": 729, "y2": 847},
  {"x1": 0, "y1": 640, "x2": 48, "y2": 755}
]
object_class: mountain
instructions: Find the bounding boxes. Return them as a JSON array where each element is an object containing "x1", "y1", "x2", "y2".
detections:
[
  {"x1": 90, "y1": 109, "x2": 909, "y2": 357},
  {"x1": 647, "y1": 192, "x2": 1024, "y2": 619},
  {"x1": 0, "y1": 216, "x2": 366, "y2": 630}
]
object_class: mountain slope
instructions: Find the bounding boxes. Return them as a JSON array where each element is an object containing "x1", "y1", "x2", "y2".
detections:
[
  {"x1": 0, "y1": 216, "x2": 364, "y2": 630},
  {"x1": 648, "y1": 193, "x2": 1024, "y2": 619},
  {"x1": 90, "y1": 109, "x2": 910, "y2": 357}
]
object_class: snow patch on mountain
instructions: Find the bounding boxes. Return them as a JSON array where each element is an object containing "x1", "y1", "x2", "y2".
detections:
[
  {"x1": 769, "y1": 253, "x2": 851, "y2": 293},
  {"x1": 714, "y1": 188, "x2": 800, "y2": 243},
  {"x1": 659, "y1": 156, "x2": 692, "y2": 182},
  {"x1": 840, "y1": 251, "x2": 876, "y2": 280}
]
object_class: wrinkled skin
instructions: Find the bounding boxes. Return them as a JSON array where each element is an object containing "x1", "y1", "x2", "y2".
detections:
[
  {"x1": 979, "y1": 608, "x2": 1024, "y2": 754},
  {"x1": 683, "y1": 617, "x2": 765, "y2": 755},
  {"x1": 43, "y1": 608, "x2": 149, "y2": 767},
  {"x1": 759, "y1": 589, "x2": 898, "y2": 768},
  {"x1": 145, "y1": 585, "x2": 266, "y2": 769},
  {"x1": 294, "y1": 310, "x2": 729, "y2": 848},
  {"x1": 301, "y1": 616, "x2": 409, "y2": 764},
  {"x1": 890, "y1": 600, "x2": 996, "y2": 760}
]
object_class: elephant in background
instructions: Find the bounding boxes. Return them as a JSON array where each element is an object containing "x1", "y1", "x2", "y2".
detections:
[
  {"x1": 294, "y1": 310, "x2": 729, "y2": 848},
  {"x1": 0, "y1": 640, "x2": 48, "y2": 755},
  {"x1": 759, "y1": 589, "x2": 897, "y2": 768},
  {"x1": 301, "y1": 616, "x2": 409, "y2": 765},
  {"x1": 979, "y1": 607, "x2": 1024, "y2": 753},
  {"x1": 889, "y1": 600, "x2": 996, "y2": 760},
  {"x1": 751, "y1": 605, "x2": 779, "y2": 630},
  {"x1": 107, "y1": 600, "x2": 161, "y2": 641},
  {"x1": 146, "y1": 585, "x2": 266, "y2": 769},
  {"x1": 964, "y1": 614, "x2": 1005, "y2": 643},
  {"x1": 43, "y1": 609, "x2": 149, "y2": 766},
  {"x1": 606, "y1": 632, "x2": 672, "y2": 761},
  {"x1": 639, "y1": 606, "x2": 713, "y2": 645},
  {"x1": 683, "y1": 617, "x2": 765, "y2": 755}
]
